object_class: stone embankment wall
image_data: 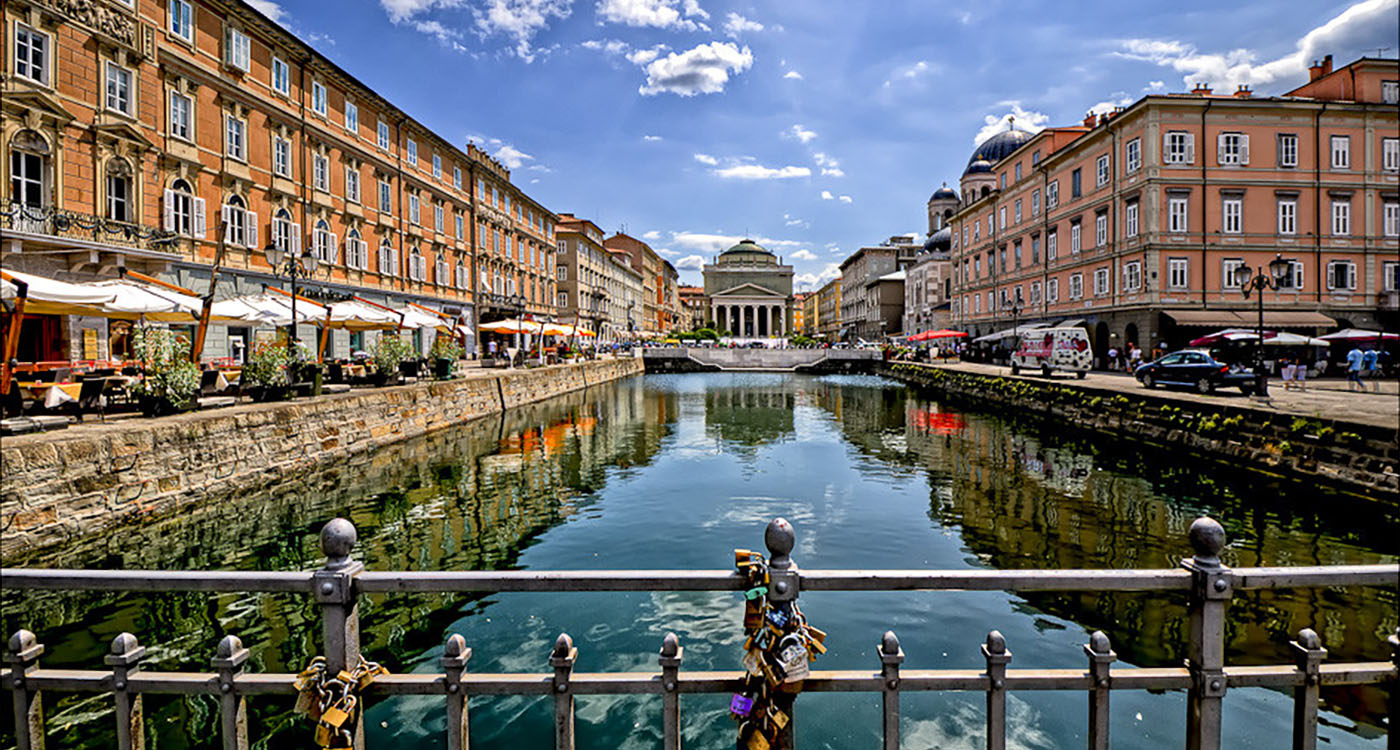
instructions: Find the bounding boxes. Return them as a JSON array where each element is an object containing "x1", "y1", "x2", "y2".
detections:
[
  {"x1": 879, "y1": 362, "x2": 1398, "y2": 498},
  {"x1": 0, "y1": 358, "x2": 642, "y2": 559},
  {"x1": 643, "y1": 347, "x2": 879, "y2": 373}
]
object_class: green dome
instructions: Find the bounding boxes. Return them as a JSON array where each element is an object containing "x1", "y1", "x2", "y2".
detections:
[{"x1": 721, "y1": 239, "x2": 772, "y2": 255}]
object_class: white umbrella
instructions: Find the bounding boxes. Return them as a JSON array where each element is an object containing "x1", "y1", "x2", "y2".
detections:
[
  {"x1": 84, "y1": 279, "x2": 205, "y2": 321},
  {"x1": 210, "y1": 293, "x2": 325, "y2": 326},
  {"x1": 398, "y1": 306, "x2": 448, "y2": 331},
  {"x1": 1, "y1": 269, "x2": 117, "y2": 314},
  {"x1": 1319, "y1": 328, "x2": 1399, "y2": 343},
  {"x1": 1261, "y1": 332, "x2": 1329, "y2": 346},
  {"x1": 326, "y1": 299, "x2": 401, "y2": 330}
]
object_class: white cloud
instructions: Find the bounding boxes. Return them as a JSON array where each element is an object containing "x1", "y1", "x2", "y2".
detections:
[
  {"x1": 812, "y1": 152, "x2": 843, "y2": 176},
  {"x1": 494, "y1": 145, "x2": 534, "y2": 169},
  {"x1": 821, "y1": 168, "x2": 845, "y2": 177},
  {"x1": 783, "y1": 70, "x2": 803, "y2": 80},
  {"x1": 839, "y1": 195, "x2": 852, "y2": 204},
  {"x1": 882, "y1": 60, "x2": 933, "y2": 88},
  {"x1": 693, "y1": 153, "x2": 719, "y2": 165},
  {"x1": 675, "y1": 254, "x2": 705, "y2": 270},
  {"x1": 668, "y1": 232, "x2": 804, "y2": 255},
  {"x1": 413, "y1": 19, "x2": 468, "y2": 50},
  {"x1": 473, "y1": 0, "x2": 571, "y2": 61},
  {"x1": 783, "y1": 214, "x2": 808, "y2": 228},
  {"x1": 1144, "y1": 80, "x2": 1166, "y2": 92},
  {"x1": 247, "y1": 0, "x2": 287, "y2": 24},
  {"x1": 723, "y1": 12, "x2": 763, "y2": 37},
  {"x1": 581, "y1": 38, "x2": 630, "y2": 56},
  {"x1": 638, "y1": 42, "x2": 753, "y2": 96},
  {"x1": 784, "y1": 124, "x2": 817, "y2": 144},
  {"x1": 974, "y1": 103, "x2": 1049, "y2": 145},
  {"x1": 820, "y1": 190, "x2": 834, "y2": 200},
  {"x1": 790, "y1": 249, "x2": 817, "y2": 261},
  {"x1": 625, "y1": 44, "x2": 669, "y2": 65},
  {"x1": 1113, "y1": 0, "x2": 1398, "y2": 92},
  {"x1": 712, "y1": 163, "x2": 810, "y2": 180},
  {"x1": 380, "y1": 0, "x2": 464, "y2": 24},
  {"x1": 597, "y1": 0, "x2": 709, "y2": 31},
  {"x1": 642, "y1": 230, "x2": 663, "y2": 240},
  {"x1": 795, "y1": 263, "x2": 841, "y2": 290},
  {"x1": 643, "y1": 135, "x2": 664, "y2": 142}
]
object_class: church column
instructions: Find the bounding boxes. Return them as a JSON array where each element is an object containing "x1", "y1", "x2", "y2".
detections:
[
  {"x1": 744, "y1": 305, "x2": 753, "y2": 337},
  {"x1": 718, "y1": 305, "x2": 727, "y2": 333}
]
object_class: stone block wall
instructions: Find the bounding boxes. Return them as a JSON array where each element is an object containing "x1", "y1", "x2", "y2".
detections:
[{"x1": 0, "y1": 358, "x2": 642, "y2": 560}]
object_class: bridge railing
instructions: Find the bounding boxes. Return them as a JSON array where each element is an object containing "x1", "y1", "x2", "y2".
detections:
[{"x1": 3, "y1": 516, "x2": 1397, "y2": 750}]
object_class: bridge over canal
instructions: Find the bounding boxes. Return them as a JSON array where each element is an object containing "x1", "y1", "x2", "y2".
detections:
[{"x1": 642, "y1": 347, "x2": 880, "y2": 373}]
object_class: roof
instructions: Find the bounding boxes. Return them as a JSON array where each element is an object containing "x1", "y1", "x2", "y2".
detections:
[
  {"x1": 963, "y1": 128, "x2": 1035, "y2": 176},
  {"x1": 720, "y1": 239, "x2": 771, "y2": 254}
]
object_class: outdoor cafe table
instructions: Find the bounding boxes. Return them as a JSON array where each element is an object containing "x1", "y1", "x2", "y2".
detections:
[{"x1": 18, "y1": 381, "x2": 81, "y2": 409}]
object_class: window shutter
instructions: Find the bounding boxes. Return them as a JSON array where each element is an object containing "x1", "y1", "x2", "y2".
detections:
[
  {"x1": 1239, "y1": 135, "x2": 1250, "y2": 165},
  {"x1": 163, "y1": 189, "x2": 176, "y2": 231},
  {"x1": 1162, "y1": 134, "x2": 1171, "y2": 161},
  {"x1": 246, "y1": 211, "x2": 258, "y2": 248},
  {"x1": 1184, "y1": 134, "x2": 1195, "y2": 164},
  {"x1": 329, "y1": 233, "x2": 339, "y2": 265},
  {"x1": 222, "y1": 205, "x2": 234, "y2": 242},
  {"x1": 1216, "y1": 133, "x2": 1227, "y2": 164},
  {"x1": 193, "y1": 198, "x2": 207, "y2": 238},
  {"x1": 290, "y1": 223, "x2": 302, "y2": 254},
  {"x1": 224, "y1": 26, "x2": 232, "y2": 64}
]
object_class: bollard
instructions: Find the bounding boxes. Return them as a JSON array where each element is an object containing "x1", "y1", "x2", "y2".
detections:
[
  {"x1": 658, "y1": 632, "x2": 683, "y2": 750},
  {"x1": 314, "y1": 518, "x2": 365, "y2": 749},
  {"x1": 765, "y1": 518, "x2": 798, "y2": 750},
  {"x1": 879, "y1": 631, "x2": 904, "y2": 750},
  {"x1": 1182, "y1": 516, "x2": 1231, "y2": 750},
  {"x1": 1084, "y1": 631, "x2": 1116, "y2": 750},
  {"x1": 1289, "y1": 628, "x2": 1326, "y2": 750},
  {"x1": 211, "y1": 635, "x2": 250, "y2": 750},
  {"x1": 550, "y1": 633, "x2": 577, "y2": 750},
  {"x1": 981, "y1": 630, "x2": 1011, "y2": 750},
  {"x1": 442, "y1": 634, "x2": 472, "y2": 750},
  {"x1": 7, "y1": 630, "x2": 45, "y2": 750},
  {"x1": 106, "y1": 633, "x2": 145, "y2": 750}
]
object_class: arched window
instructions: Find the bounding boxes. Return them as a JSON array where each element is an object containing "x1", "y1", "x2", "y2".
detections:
[
  {"x1": 222, "y1": 194, "x2": 254, "y2": 247},
  {"x1": 345, "y1": 228, "x2": 365, "y2": 270},
  {"x1": 10, "y1": 130, "x2": 50, "y2": 209},
  {"x1": 105, "y1": 159, "x2": 132, "y2": 222},
  {"x1": 980, "y1": 186, "x2": 990, "y2": 198},
  {"x1": 271, "y1": 207, "x2": 298, "y2": 252},
  {"x1": 378, "y1": 238, "x2": 397, "y2": 276},
  {"x1": 408, "y1": 246, "x2": 426, "y2": 281},
  {"x1": 313, "y1": 218, "x2": 338, "y2": 264},
  {"x1": 454, "y1": 259, "x2": 467, "y2": 289},
  {"x1": 435, "y1": 251, "x2": 449, "y2": 286},
  {"x1": 163, "y1": 178, "x2": 206, "y2": 238}
]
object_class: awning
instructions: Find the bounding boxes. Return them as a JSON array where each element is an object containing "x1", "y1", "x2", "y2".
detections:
[
  {"x1": 1054, "y1": 318, "x2": 1086, "y2": 328},
  {"x1": 2, "y1": 269, "x2": 118, "y2": 315},
  {"x1": 973, "y1": 323, "x2": 1051, "y2": 343},
  {"x1": 1165, "y1": 310, "x2": 1336, "y2": 327}
]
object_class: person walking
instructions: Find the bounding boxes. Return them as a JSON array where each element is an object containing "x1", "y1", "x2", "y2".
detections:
[
  {"x1": 1128, "y1": 343, "x2": 1142, "y2": 373},
  {"x1": 1362, "y1": 347, "x2": 1380, "y2": 392},
  {"x1": 1106, "y1": 345, "x2": 1118, "y2": 372},
  {"x1": 1345, "y1": 345, "x2": 1365, "y2": 391},
  {"x1": 1280, "y1": 356, "x2": 1296, "y2": 391}
]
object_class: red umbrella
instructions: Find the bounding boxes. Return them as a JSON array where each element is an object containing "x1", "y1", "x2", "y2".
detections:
[
  {"x1": 910, "y1": 329, "x2": 968, "y2": 341},
  {"x1": 1188, "y1": 328, "x2": 1275, "y2": 347}
]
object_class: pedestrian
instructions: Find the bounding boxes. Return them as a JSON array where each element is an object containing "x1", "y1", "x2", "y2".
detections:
[
  {"x1": 1345, "y1": 345, "x2": 1365, "y2": 391},
  {"x1": 1294, "y1": 355, "x2": 1308, "y2": 391},
  {"x1": 1362, "y1": 348, "x2": 1380, "y2": 392},
  {"x1": 1106, "y1": 345, "x2": 1118, "y2": 372},
  {"x1": 1128, "y1": 344, "x2": 1142, "y2": 372},
  {"x1": 1280, "y1": 356, "x2": 1296, "y2": 391}
]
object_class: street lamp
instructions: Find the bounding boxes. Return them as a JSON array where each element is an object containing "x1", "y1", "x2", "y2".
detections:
[
  {"x1": 509, "y1": 292, "x2": 526, "y2": 351},
  {"x1": 1009, "y1": 299, "x2": 1023, "y2": 367},
  {"x1": 264, "y1": 241, "x2": 319, "y2": 359},
  {"x1": 1233, "y1": 253, "x2": 1291, "y2": 397}
]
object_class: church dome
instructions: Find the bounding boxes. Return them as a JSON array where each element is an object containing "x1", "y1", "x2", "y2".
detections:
[
  {"x1": 923, "y1": 226, "x2": 952, "y2": 253},
  {"x1": 964, "y1": 158, "x2": 993, "y2": 175},
  {"x1": 717, "y1": 239, "x2": 777, "y2": 265},
  {"x1": 929, "y1": 186, "x2": 958, "y2": 202},
  {"x1": 721, "y1": 238, "x2": 771, "y2": 255},
  {"x1": 962, "y1": 127, "x2": 1034, "y2": 176}
]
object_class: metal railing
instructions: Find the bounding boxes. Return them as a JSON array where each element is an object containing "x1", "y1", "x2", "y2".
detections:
[
  {"x1": 2, "y1": 516, "x2": 1397, "y2": 750},
  {"x1": 1, "y1": 203, "x2": 180, "y2": 252}
]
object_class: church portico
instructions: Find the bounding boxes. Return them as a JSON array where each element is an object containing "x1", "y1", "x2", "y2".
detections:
[{"x1": 702, "y1": 240, "x2": 795, "y2": 344}]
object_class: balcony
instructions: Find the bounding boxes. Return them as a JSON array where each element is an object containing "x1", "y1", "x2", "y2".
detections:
[{"x1": 1, "y1": 203, "x2": 183, "y2": 271}]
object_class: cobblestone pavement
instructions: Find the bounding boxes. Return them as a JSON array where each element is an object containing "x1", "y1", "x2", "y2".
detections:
[{"x1": 915, "y1": 360, "x2": 1399, "y2": 431}]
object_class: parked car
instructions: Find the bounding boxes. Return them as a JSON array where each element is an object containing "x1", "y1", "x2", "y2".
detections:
[{"x1": 1134, "y1": 350, "x2": 1258, "y2": 394}]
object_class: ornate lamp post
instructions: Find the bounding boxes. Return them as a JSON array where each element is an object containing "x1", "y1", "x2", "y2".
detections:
[
  {"x1": 1009, "y1": 299, "x2": 1023, "y2": 367},
  {"x1": 264, "y1": 241, "x2": 319, "y2": 359},
  {"x1": 509, "y1": 292, "x2": 526, "y2": 350},
  {"x1": 1233, "y1": 253, "x2": 1291, "y2": 397}
]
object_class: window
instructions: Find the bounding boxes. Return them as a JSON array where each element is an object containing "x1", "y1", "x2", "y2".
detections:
[
  {"x1": 377, "y1": 120, "x2": 390, "y2": 150},
  {"x1": 1125, "y1": 138, "x2": 1141, "y2": 173},
  {"x1": 1071, "y1": 168, "x2": 1082, "y2": 198},
  {"x1": 378, "y1": 240, "x2": 398, "y2": 276},
  {"x1": 1070, "y1": 221, "x2": 1081, "y2": 254},
  {"x1": 273, "y1": 137, "x2": 291, "y2": 177},
  {"x1": 221, "y1": 195, "x2": 256, "y2": 247},
  {"x1": 1217, "y1": 133, "x2": 1248, "y2": 165},
  {"x1": 1384, "y1": 261, "x2": 1399, "y2": 292},
  {"x1": 408, "y1": 248, "x2": 427, "y2": 282},
  {"x1": 973, "y1": 222, "x2": 980, "y2": 241},
  {"x1": 1164, "y1": 131, "x2": 1194, "y2": 164},
  {"x1": 345, "y1": 230, "x2": 367, "y2": 270},
  {"x1": 169, "y1": 1, "x2": 194, "y2": 42},
  {"x1": 1047, "y1": 278, "x2": 1059, "y2": 303},
  {"x1": 1277, "y1": 259, "x2": 1304, "y2": 290},
  {"x1": 1095, "y1": 212, "x2": 1107, "y2": 247},
  {"x1": 313, "y1": 154, "x2": 329, "y2": 191},
  {"x1": 1222, "y1": 196, "x2": 1242, "y2": 234},
  {"x1": 1331, "y1": 199, "x2": 1350, "y2": 236},
  {"x1": 558, "y1": 292, "x2": 569, "y2": 308},
  {"x1": 997, "y1": 206, "x2": 1005, "y2": 230},
  {"x1": 1278, "y1": 134, "x2": 1298, "y2": 167},
  {"x1": 163, "y1": 179, "x2": 206, "y2": 238},
  {"x1": 1013, "y1": 241, "x2": 1022, "y2": 268},
  {"x1": 999, "y1": 173, "x2": 1006, "y2": 190},
  {"x1": 434, "y1": 203, "x2": 444, "y2": 233},
  {"x1": 1330, "y1": 136, "x2": 1350, "y2": 169},
  {"x1": 1277, "y1": 198, "x2": 1297, "y2": 235},
  {"x1": 1069, "y1": 273, "x2": 1083, "y2": 299},
  {"x1": 378, "y1": 180, "x2": 392, "y2": 214},
  {"x1": 1046, "y1": 181, "x2": 1059, "y2": 209},
  {"x1": 557, "y1": 265, "x2": 568, "y2": 281},
  {"x1": 1222, "y1": 258, "x2": 1245, "y2": 289},
  {"x1": 1094, "y1": 267, "x2": 1110, "y2": 296},
  {"x1": 1014, "y1": 162, "x2": 1022, "y2": 182},
  {"x1": 1327, "y1": 260, "x2": 1356, "y2": 290},
  {"x1": 105, "y1": 63, "x2": 133, "y2": 115},
  {"x1": 106, "y1": 162, "x2": 132, "y2": 222},
  {"x1": 15, "y1": 24, "x2": 49, "y2": 85},
  {"x1": 170, "y1": 92, "x2": 193, "y2": 140},
  {"x1": 1168, "y1": 258, "x2": 1188, "y2": 289},
  {"x1": 1384, "y1": 81, "x2": 1400, "y2": 104},
  {"x1": 1046, "y1": 231, "x2": 1058, "y2": 261},
  {"x1": 1383, "y1": 138, "x2": 1399, "y2": 172},
  {"x1": 345, "y1": 167, "x2": 360, "y2": 203},
  {"x1": 406, "y1": 139, "x2": 418, "y2": 165},
  {"x1": 456, "y1": 260, "x2": 469, "y2": 289},
  {"x1": 309, "y1": 82, "x2": 327, "y2": 116},
  {"x1": 1031, "y1": 189, "x2": 1040, "y2": 217},
  {"x1": 1123, "y1": 261, "x2": 1141, "y2": 292},
  {"x1": 408, "y1": 194, "x2": 420, "y2": 225},
  {"x1": 1096, "y1": 154, "x2": 1109, "y2": 186},
  {"x1": 432, "y1": 154, "x2": 442, "y2": 179},
  {"x1": 272, "y1": 58, "x2": 290, "y2": 95},
  {"x1": 1014, "y1": 200, "x2": 1022, "y2": 224},
  {"x1": 313, "y1": 219, "x2": 338, "y2": 264},
  {"x1": 435, "y1": 255, "x2": 449, "y2": 286},
  {"x1": 225, "y1": 115, "x2": 246, "y2": 161},
  {"x1": 453, "y1": 167, "x2": 463, "y2": 190},
  {"x1": 455, "y1": 214, "x2": 464, "y2": 239},
  {"x1": 1168, "y1": 196, "x2": 1189, "y2": 233},
  {"x1": 343, "y1": 100, "x2": 359, "y2": 134},
  {"x1": 270, "y1": 209, "x2": 298, "y2": 253},
  {"x1": 1032, "y1": 150, "x2": 1041, "y2": 166},
  {"x1": 224, "y1": 27, "x2": 251, "y2": 71},
  {"x1": 1385, "y1": 201, "x2": 1400, "y2": 238},
  {"x1": 1124, "y1": 201, "x2": 1139, "y2": 238},
  {"x1": 1031, "y1": 235, "x2": 1040, "y2": 264}
]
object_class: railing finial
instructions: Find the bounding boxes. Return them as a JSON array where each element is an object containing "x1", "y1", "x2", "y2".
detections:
[
  {"x1": 1295, "y1": 628, "x2": 1321, "y2": 651},
  {"x1": 107, "y1": 632, "x2": 144, "y2": 663},
  {"x1": 660, "y1": 632, "x2": 680, "y2": 660},
  {"x1": 984, "y1": 630, "x2": 1007, "y2": 655},
  {"x1": 552, "y1": 633, "x2": 574, "y2": 661},
  {"x1": 765, "y1": 517, "x2": 795, "y2": 569},
  {"x1": 213, "y1": 634, "x2": 248, "y2": 666},
  {"x1": 1088, "y1": 630, "x2": 1112, "y2": 655},
  {"x1": 320, "y1": 518, "x2": 358, "y2": 569},
  {"x1": 1187, "y1": 516, "x2": 1226, "y2": 568},
  {"x1": 881, "y1": 630, "x2": 901, "y2": 657},
  {"x1": 8, "y1": 628, "x2": 38, "y2": 655},
  {"x1": 444, "y1": 633, "x2": 469, "y2": 661}
]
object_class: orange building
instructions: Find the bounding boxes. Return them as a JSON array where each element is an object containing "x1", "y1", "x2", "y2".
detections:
[
  {"x1": 946, "y1": 56, "x2": 1399, "y2": 354},
  {"x1": 2, "y1": 0, "x2": 555, "y2": 362}
]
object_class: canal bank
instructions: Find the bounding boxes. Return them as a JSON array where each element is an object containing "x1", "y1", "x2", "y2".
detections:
[
  {"x1": 878, "y1": 361, "x2": 1398, "y2": 498},
  {"x1": 0, "y1": 357, "x2": 642, "y2": 560}
]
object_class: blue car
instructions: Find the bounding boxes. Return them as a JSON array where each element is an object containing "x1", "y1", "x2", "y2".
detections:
[{"x1": 1134, "y1": 350, "x2": 1258, "y2": 394}]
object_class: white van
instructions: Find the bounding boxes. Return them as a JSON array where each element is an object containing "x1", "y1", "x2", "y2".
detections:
[{"x1": 1010, "y1": 327, "x2": 1093, "y2": 378}]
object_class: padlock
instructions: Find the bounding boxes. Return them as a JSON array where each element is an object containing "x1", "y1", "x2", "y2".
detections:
[
  {"x1": 776, "y1": 634, "x2": 809, "y2": 683},
  {"x1": 766, "y1": 704, "x2": 789, "y2": 730},
  {"x1": 743, "y1": 724, "x2": 772, "y2": 750},
  {"x1": 765, "y1": 607, "x2": 789, "y2": 629},
  {"x1": 314, "y1": 723, "x2": 334, "y2": 747},
  {"x1": 744, "y1": 585, "x2": 768, "y2": 600},
  {"x1": 729, "y1": 692, "x2": 755, "y2": 716},
  {"x1": 744, "y1": 603, "x2": 763, "y2": 631},
  {"x1": 320, "y1": 703, "x2": 352, "y2": 729},
  {"x1": 741, "y1": 648, "x2": 763, "y2": 676}
]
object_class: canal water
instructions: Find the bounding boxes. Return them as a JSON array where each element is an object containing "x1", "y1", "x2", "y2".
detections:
[{"x1": 2, "y1": 372, "x2": 1395, "y2": 749}]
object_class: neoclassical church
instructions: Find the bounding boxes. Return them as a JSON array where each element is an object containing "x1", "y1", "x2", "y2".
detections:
[{"x1": 702, "y1": 239, "x2": 794, "y2": 338}]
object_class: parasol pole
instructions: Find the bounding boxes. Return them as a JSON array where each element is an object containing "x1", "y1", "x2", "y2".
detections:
[{"x1": 1, "y1": 272, "x2": 28, "y2": 397}]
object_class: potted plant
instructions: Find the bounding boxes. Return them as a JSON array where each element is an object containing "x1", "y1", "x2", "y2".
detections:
[
  {"x1": 129, "y1": 326, "x2": 200, "y2": 416},
  {"x1": 244, "y1": 340, "x2": 292, "y2": 402},
  {"x1": 429, "y1": 336, "x2": 463, "y2": 379},
  {"x1": 372, "y1": 334, "x2": 411, "y2": 386}
]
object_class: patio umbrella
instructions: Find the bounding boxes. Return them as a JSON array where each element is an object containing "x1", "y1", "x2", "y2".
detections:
[
  {"x1": 1, "y1": 269, "x2": 118, "y2": 316},
  {"x1": 325, "y1": 300, "x2": 401, "y2": 331},
  {"x1": 85, "y1": 279, "x2": 208, "y2": 322},
  {"x1": 479, "y1": 319, "x2": 543, "y2": 334},
  {"x1": 912, "y1": 328, "x2": 968, "y2": 341},
  {"x1": 1188, "y1": 328, "x2": 1274, "y2": 347},
  {"x1": 1318, "y1": 328, "x2": 1399, "y2": 344},
  {"x1": 1260, "y1": 332, "x2": 1329, "y2": 346},
  {"x1": 210, "y1": 293, "x2": 326, "y2": 326},
  {"x1": 398, "y1": 306, "x2": 449, "y2": 331}
]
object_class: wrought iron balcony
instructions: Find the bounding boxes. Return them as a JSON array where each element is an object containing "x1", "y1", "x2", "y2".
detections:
[{"x1": 1, "y1": 203, "x2": 180, "y2": 254}]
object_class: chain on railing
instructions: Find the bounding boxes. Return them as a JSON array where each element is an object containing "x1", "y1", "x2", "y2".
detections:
[{"x1": 2, "y1": 516, "x2": 1398, "y2": 750}]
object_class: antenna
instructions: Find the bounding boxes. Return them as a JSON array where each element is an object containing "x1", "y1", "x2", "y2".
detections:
[{"x1": 1372, "y1": 46, "x2": 1393, "y2": 58}]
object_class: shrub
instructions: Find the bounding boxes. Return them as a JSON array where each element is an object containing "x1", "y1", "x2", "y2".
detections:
[
  {"x1": 430, "y1": 335, "x2": 464, "y2": 360},
  {"x1": 375, "y1": 334, "x2": 412, "y2": 373},
  {"x1": 245, "y1": 340, "x2": 293, "y2": 388},
  {"x1": 129, "y1": 327, "x2": 200, "y2": 410}
]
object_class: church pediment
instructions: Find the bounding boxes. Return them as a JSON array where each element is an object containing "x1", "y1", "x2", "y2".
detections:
[{"x1": 712, "y1": 282, "x2": 785, "y2": 298}]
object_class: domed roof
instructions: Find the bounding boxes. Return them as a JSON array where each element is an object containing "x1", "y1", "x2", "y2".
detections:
[
  {"x1": 720, "y1": 239, "x2": 772, "y2": 256},
  {"x1": 964, "y1": 158, "x2": 993, "y2": 175},
  {"x1": 963, "y1": 127, "x2": 1034, "y2": 176},
  {"x1": 929, "y1": 185, "x2": 958, "y2": 202},
  {"x1": 923, "y1": 226, "x2": 952, "y2": 253}
]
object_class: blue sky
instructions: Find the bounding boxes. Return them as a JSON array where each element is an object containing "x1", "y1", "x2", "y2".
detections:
[{"x1": 254, "y1": 0, "x2": 1398, "y2": 289}]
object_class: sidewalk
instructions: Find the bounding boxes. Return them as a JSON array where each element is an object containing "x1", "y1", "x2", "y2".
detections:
[{"x1": 918, "y1": 361, "x2": 1399, "y2": 431}]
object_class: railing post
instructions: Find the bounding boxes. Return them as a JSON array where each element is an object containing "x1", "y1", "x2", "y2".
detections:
[
  {"x1": 106, "y1": 632, "x2": 145, "y2": 750},
  {"x1": 1084, "y1": 631, "x2": 1116, "y2": 750},
  {"x1": 6, "y1": 630, "x2": 46, "y2": 750},
  {"x1": 211, "y1": 635, "x2": 250, "y2": 750},
  {"x1": 1289, "y1": 628, "x2": 1326, "y2": 750},
  {"x1": 658, "y1": 632, "x2": 683, "y2": 750},
  {"x1": 550, "y1": 633, "x2": 577, "y2": 750},
  {"x1": 981, "y1": 630, "x2": 1011, "y2": 750},
  {"x1": 1390, "y1": 628, "x2": 1399, "y2": 750},
  {"x1": 442, "y1": 633, "x2": 472, "y2": 750},
  {"x1": 1182, "y1": 516, "x2": 1232, "y2": 750},
  {"x1": 879, "y1": 630, "x2": 904, "y2": 750},
  {"x1": 314, "y1": 518, "x2": 365, "y2": 750},
  {"x1": 764, "y1": 518, "x2": 799, "y2": 750}
]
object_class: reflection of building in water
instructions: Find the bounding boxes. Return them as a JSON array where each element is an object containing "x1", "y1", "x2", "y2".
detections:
[
  {"x1": 704, "y1": 387, "x2": 796, "y2": 448},
  {"x1": 807, "y1": 379, "x2": 913, "y2": 469}
]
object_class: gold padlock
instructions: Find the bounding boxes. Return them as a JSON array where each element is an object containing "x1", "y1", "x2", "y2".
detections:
[
  {"x1": 320, "y1": 704, "x2": 352, "y2": 729},
  {"x1": 313, "y1": 723, "x2": 334, "y2": 747},
  {"x1": 767, "y1": 705, "x2": 789, "y2": 730},
  {"x1": 745, "y1": 727, "x2": 772, "y2": 750}
]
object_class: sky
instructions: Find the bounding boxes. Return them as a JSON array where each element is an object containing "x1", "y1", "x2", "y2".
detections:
[{"x1": 252, "y1": 0, "x2": 1399, "y2": 290}]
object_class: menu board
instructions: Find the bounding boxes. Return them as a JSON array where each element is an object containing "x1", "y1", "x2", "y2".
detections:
[{"x1": 83, "y1": 328, "x2": 99, "y2": 360}]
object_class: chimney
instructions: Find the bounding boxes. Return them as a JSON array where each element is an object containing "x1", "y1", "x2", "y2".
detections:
[
  {"x1": 1308, "y1": 59, "x2": 1324, "y2": 81},
  {"x1": 1191, "y1": 82, "x2": 1212, "y2": 96},
  {"x1": 1321, "y1": 54, "x2": 1333, "y2": 75},
  {"x1": 1233, "y1": 84, "x2": 1252, "y2": 99},
  {"x1": 1083, "y1": 112, "x2": 1096, "y2": 127}
]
